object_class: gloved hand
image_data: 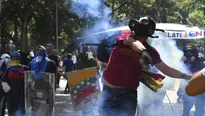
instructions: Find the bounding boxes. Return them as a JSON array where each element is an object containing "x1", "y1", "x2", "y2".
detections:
[
  {"x1": 1, "y1": 82, "x2": 11, "y2": 93},
  {"x1": 139, "y1": 50, "x2": 152, "y2": 69}
]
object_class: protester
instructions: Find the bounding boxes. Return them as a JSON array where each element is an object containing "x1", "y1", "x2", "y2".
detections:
[
  {"x1": 56, "y1": 55, "x2": 64, "y2": 88},
  {"x1": 177, "y1": 43, "x2": 205, "y2": 116},
  {"x1": 71, "y1": 52, "x2": 77, "y2": 70},
  {"x1": 98, "y1": 16, "x2": 192, "y2": 116},
  {"x1": 46, "y1": 43, "x2": 59, "y2": 88},
  {"x1": 29, "y1": 45, "x2": 56, "y2": 115},
  {"x1": 0, "y1": 53, "x2": 10, "y2": 116},
  {"x1": 2, "y1": 51, "x2": 28, "y2": 116},
  {"x1": 63, "y1": 53, "x2": 74, "y2": 94}
]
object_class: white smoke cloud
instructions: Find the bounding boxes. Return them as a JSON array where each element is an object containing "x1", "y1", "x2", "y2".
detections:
[
  {"x1": 69, "y1": 0, "x2": 115, "y2": 44},
  {"x1": 137, "y1": 32, "x2": 192, "y2": 116},
  {"x1": 69, "y1": 0, "x2": 194, "y2": 116}
]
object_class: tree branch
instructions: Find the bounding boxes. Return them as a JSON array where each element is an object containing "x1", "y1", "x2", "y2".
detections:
[{"x1": 109, "y1": 1, "x2": 129, "y2": 17}]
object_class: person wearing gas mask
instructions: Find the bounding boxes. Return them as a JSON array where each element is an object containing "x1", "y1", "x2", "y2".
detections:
[
  {"x1": 98, "y1": 16, "x2": 192, "y2": 116},
  {"x1": 28, "y1": 45, "x2": 56, "y2": 115},
  {"x1": 1, "y1": 51, "x2": 28, "y2": 116},
  {"x1": 177, "y1": 43, "x2": 205, "y2": 116},
  {"x1": 0, "y1": 53, "x2": 10, "y2": 116}
]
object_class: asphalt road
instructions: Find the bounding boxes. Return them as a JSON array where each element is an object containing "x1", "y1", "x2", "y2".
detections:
[
  {"x1": 55, "y1": 78, "x2": 82, "y2": 116},
  {"x1": 55, "y1": 78, "x2": 196, "y2": 116},
  {"x1": 4, "y1": 77, "x2": 197, "y2": 116}
]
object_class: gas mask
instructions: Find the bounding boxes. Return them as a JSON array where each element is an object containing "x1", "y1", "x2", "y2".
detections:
[
  {"x1": 35, "y1": 51, "x2": 45, "y2": 63},
  {"x1": 183, "y1": 50, "x2": 197, "y2": 63},
  {"x1": 128, "y1": 16, "x2": 164, "y2": 38}
]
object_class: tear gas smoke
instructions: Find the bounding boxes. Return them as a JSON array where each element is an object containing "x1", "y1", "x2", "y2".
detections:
[
  {"x1": 70, "y1": 0, "x2": 118, "y2": 44},
  {"x1": 137, "y1": 32, "x2": 192, "y2": 116},
  {"x1": 69, "y1": 0, "x2": 117, "y2": 116},
  {"x1": 69, "y1": 0, "x2": 193, "y2": 116}
]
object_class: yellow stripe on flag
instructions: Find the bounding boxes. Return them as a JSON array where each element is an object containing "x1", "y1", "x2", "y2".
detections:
[{"x1": 67, "y1": 67, "x2": 97, "y2": 89}]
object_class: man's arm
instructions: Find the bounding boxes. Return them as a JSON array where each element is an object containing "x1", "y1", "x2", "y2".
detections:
[
  {"x1": 123, "y1": 37, "x2": 146, "y2": 53},
  {"x1": 185, "y1": 68, "x2": 205, "y2": 96},
  {"x1": 154, "y1": 61, "x2": 191, "y2": 79}
]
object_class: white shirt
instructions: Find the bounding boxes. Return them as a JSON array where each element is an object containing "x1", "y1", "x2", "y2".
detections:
[{"x1": 71, "y1": 55, "x2": 77, "y2": 64}]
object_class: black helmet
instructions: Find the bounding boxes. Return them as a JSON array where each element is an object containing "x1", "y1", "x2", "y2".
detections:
[
  {"x1": 183, "y1": 44, "x2": 198, "y2": 54},
  {"x1": 129, "y1": 16, "x2": 163, "y2": 38}
]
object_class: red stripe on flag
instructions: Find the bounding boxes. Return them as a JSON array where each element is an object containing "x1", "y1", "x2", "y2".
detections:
[
  {"x1": 73, "y1": 86, "x2": 97, "y2": 106},
  {"x1": 143, "y1": 71, "x2": 165, "y2": 82}
]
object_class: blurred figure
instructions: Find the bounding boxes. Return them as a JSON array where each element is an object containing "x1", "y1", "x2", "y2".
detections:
[
  {"x1": 6, "y1": 40, "x2": 15, "y2": 54},
  {"x1": 56, "y1": 55, "x2": 64, "y2": 88},
  {"x1": 177, "y1": 43, "x2": 205, "y2": 116},
  {"x1": 0, "y1": 53, "x2": 10, "y2": 116},
  {"x1": 29, "y1": 51, "x2": 35, "y2": 60},
  {"x1": 186, "y1": 68, "x2": 205, "y2": 96},
  {"x1": 1, "y1": 53, "x2": 10, "y2": 69},
  {"x1": 46, "y1": 43, "x2": 59, "y2": 88},
  {"x1": 71, "y1": 52, "x2": 77, "y2": 70},
  {"x1": 78, "y1": 45, "x2": 97, "y2": 69},
  {"x1": 2, "y1": 51, "x2": 28, "y2": 116},
  {"x1": 63, "y1": 53, "x2": 74, "y2": 94}
]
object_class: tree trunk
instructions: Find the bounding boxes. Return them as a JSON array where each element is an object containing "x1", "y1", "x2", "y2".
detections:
[
  {"x1": 14, "y1": 16, "x2": 18, "y2": 45},
  {"x1": 111, "y1": 0, "x2": 115, "y2": 18},
  {"x1": 20, "y1": 21, "x2": 28, "y2": 50},
  {"x1": 126, "y1": 0, "x2": 129, "y2": 17},
  {"x1": 20, "y1": 13, "x2": 30, "y2": 51}
]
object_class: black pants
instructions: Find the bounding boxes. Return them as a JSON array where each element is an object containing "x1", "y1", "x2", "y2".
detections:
[
  {"x1": 55, "y1": 72, "x2": 61, "y2": 89},
  {"x1": 64, "y1": 82, "x2": 70, "y2": 93},
  {"x1": 6, "y1": 91, "x2": 25, "y2": 116},
  {"x1": 0, "y1": 88, "x2": 6, "y2": 116}
]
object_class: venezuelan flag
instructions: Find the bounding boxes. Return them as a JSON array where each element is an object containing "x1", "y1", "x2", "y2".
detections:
[
  {"x1": 140, "y1": 70, "x2": 165, "y2": 92},
  {"x1": 67, "y1": 67, "x2": 101, "y2": 111}
]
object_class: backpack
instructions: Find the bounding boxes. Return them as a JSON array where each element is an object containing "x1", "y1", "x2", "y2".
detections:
[{"x1": 96, "y1": 33, "x2": 120, "y2": 63}]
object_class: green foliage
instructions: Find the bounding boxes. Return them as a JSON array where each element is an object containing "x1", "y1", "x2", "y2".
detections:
[{"x1": 0, "y1": 0, "x2": 205, "y2": 53}]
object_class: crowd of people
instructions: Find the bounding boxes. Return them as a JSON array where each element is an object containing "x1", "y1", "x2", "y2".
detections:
[
  {"x1": 0, "y1": 40, "x2": 98, "y2": 116},
  {"x1": 0, "y1": 16, "x2": 205, "y2": 116}
]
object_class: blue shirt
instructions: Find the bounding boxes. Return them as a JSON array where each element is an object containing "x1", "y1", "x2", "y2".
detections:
[{"x1": 64, "y1": 58, "x2": 73, "y2": 72}]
